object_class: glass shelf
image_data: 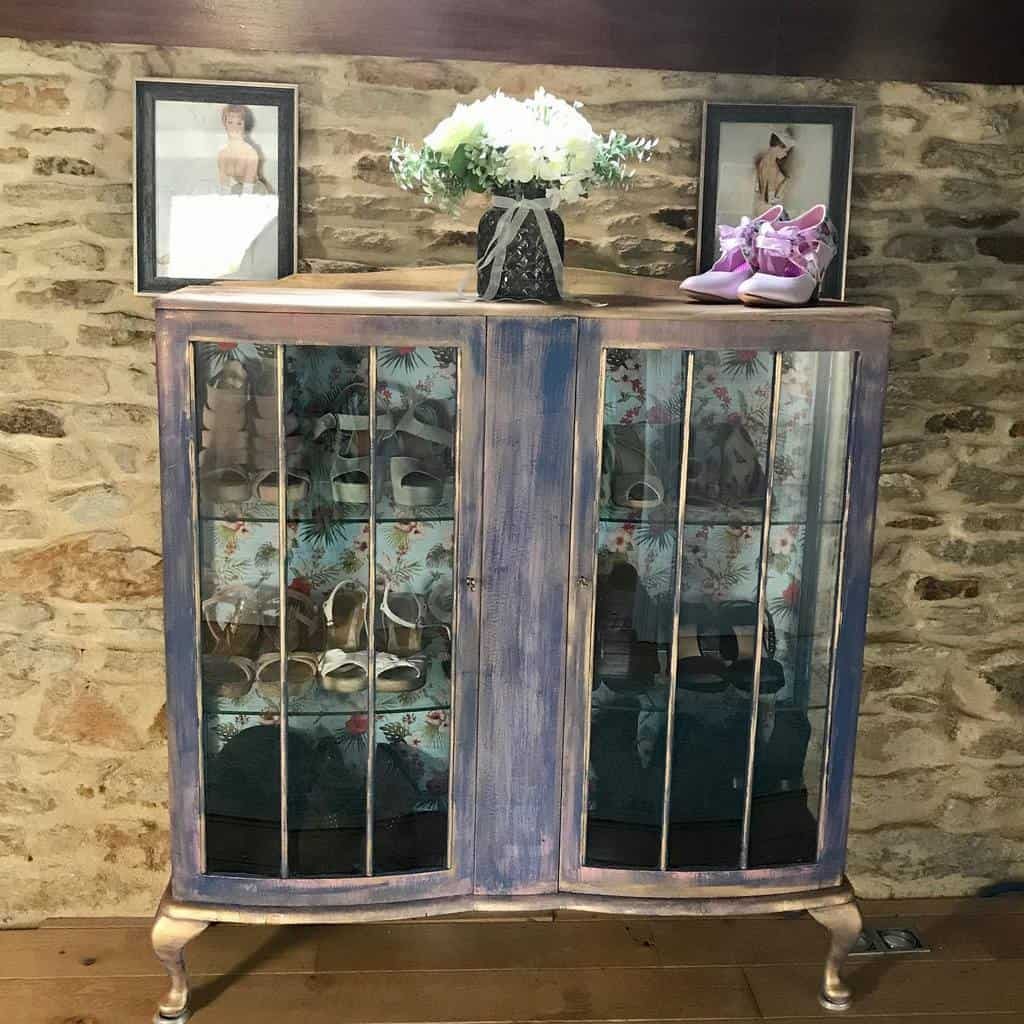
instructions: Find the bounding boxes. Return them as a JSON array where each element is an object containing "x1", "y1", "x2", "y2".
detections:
[
  {"x1": 199, "y1": 513, "x2": 455, "y2": 526},
  {"x1": 599, "y1": 511, "x2": 843, "y2": 528},
  {"x1": 205, "y1": 701, "x2": 452, "y2": 718}
]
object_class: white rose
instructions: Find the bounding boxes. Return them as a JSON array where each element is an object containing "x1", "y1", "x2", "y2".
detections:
[
  {"x1": 504, "y1": 141, "x2": 539, "y2": 183},
  {"x1": 563, "y1": 134, "x2": 597, "y2": 175},
  {"x1": 424, "y1": 103, "x2": 482, "y2": 156}
]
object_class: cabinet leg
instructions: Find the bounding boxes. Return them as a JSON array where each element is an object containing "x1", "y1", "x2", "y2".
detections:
[
  {"x1": 151, "y1": 904, "x2": 209, "y2": 1023},
  {"x1": 808, "y1": 898, "x2": 863, "y2": 1011}
]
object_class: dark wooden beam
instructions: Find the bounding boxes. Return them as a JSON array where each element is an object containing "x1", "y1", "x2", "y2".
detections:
[{"x1": 1, "y1": 0, "x2": 1022, "y2": 84}]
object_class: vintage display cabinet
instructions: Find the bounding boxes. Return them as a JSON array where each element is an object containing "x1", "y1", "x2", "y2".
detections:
[{"x1": 152, "y1": 269, "x2": 890, "y2": 1021}]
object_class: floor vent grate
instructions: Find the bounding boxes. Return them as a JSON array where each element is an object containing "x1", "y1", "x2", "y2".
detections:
[{"x1": 851, "y1": 925, "x2": 929, "y2": 956}]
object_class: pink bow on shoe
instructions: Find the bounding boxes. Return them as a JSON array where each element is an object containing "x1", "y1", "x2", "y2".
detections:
[
  {"x1": 717, "y1": 217, "x2": 761, "y2": 267},
  {"x1": 755, "y1": 218, "x2": 837, "y2": 282}
]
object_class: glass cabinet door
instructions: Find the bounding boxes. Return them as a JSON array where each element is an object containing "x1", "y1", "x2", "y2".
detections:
[
  {"x1": 572, "y1": 344, "x2": 855, "y2": 879},
  {"x1": 194, "y1": 337, "x2": 470, "y2": 883}
]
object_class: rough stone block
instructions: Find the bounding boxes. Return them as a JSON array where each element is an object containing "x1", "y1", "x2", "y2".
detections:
[
  {"x1": 924, "y1": 408, "x2": 995, "y2": 433},
  {"x1": 0, "y1": 403, "x2": 64, "y2": 437},
  {"x1": 914, "y1": 576, "x2": 981, "y2": 600},
  {"x1": 977, "y1": 235, "x2": 1024, "y2": 263}
]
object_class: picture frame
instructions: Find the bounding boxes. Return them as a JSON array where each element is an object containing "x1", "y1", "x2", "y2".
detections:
[
  {"x1": 696, "y1": 103, "x2": 855, "y2": 300},
  {"x1": 134, "y1": 78, "x2": 298, "y2": 295}
]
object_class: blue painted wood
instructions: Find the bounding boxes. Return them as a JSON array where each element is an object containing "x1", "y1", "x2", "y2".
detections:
[
  {"x1": 819, "y1": 345, "x2": 889, "y2": 878},
  {"x1": 155, "y1": 292, "x2": 891, "y2": 908},
  {"x1": 156, "y1": 307, "x2": 487, "y2": 907},
  {"x1": 474, "y1": 316, "x2": 579, "y2": 895},
  {"x1": 155, "y1": 311, "x2": 204, "y2": 893}
]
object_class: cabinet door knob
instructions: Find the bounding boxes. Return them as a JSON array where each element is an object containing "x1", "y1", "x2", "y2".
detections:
[
  {"x1": 577, "y1": 576, "x2": 591, "y2": 588},
  {"x1": 464, "y1": 576, "x2": 477, "y2": 592}
]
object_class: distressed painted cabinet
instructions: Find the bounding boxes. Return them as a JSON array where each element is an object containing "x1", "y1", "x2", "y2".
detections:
[{"x1": 152, "y1": 269, "x2": 890, "y2": 1022}]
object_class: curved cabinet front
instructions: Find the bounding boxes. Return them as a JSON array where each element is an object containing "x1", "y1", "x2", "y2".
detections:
[
  {"x1": 560, "y1": 316, "x2": 888, "y2": 898},
  {"x1": 157, "y1": 311, "x2": 486, "y2": 906}
]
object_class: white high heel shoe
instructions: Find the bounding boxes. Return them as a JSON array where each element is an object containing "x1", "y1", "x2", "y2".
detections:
[
  {"x1": 736, "y1": 204, "x2": 837, "y2": 307},
  {"x1": 680, "y1": 205, "x2": 784, "y2": 303}
]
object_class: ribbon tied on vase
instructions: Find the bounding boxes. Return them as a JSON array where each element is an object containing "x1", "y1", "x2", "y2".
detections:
[{"x1": 474, "y1": 194, "x2": 566, "y2": 301}]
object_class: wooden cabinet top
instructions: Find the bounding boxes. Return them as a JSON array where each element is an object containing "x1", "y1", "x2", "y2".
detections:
[{"x1": 156, "y1": 266, "x2": 894, "y2": 325}]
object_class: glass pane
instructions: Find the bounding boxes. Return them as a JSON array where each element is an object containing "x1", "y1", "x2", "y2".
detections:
[
  {"x1": 747, "y1": 351, "x2": 854, "y2": 867},
  {"x1": 667, "y1": 349, "x2": 774, "y2": 871},
  {"x1": 584, "y1": 348, "x2": 688, "y2": 869},
  {"x1": 372, "y1": 345, "x2": 458, "y2": 873},
  {"x1": 284, "y1": 344, "x2": 371, "y2": 877},
  {"x1": 196, "y1": 341, "x2": 281, "y2": 876}
]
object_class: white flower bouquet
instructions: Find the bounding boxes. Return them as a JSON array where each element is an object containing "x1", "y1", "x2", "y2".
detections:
[{"x1": 390, "y1": 88, "x2": 657, "y2": 211}]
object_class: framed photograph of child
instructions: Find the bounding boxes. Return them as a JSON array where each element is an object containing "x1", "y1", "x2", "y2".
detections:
[
  {"x1": 696, "y1": 103, "x2": 855, "y2": 300},
  {"x1": 134, "y1": 78, "x2": 297, "y2": 295}
]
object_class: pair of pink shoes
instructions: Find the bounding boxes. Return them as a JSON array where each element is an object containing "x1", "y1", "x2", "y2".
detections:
[{"x1": 680, "y1": 204, "x2": 836, "y2": 307}]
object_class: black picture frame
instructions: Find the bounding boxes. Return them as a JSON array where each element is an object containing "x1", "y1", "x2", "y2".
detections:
[
  {"x1": 134, "y1": 78, "x2": 297, "y2": 295},
  {"x1": 697, "y1": 103, "x2": 854, "y2": 300}
]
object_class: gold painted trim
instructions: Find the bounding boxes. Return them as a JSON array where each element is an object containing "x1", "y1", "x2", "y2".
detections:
[
  {"x1": 365, "y1": 347, "x2": 378, "y2": 877},
  {"x1": 159, "y1": 877, "x2": 857, "y2": 925},
  {"x1": 276, "y1": 345, "x2": 290, "y2": 878},
  {"x1": 659, "y1": 351, "x2": 696, "y2": 871},
  {"x1": 816, "y1": 353, "x2": 859, "y2": 856},
  {"x1": 186, "y1": 340, "x2": 207, "y2": 875},
  {"x1": 578, "y1": 351, "x2": 609, "y2": 867},
  {"x1": 738, "y1": 351, "x2": 783, "y2": 869}
]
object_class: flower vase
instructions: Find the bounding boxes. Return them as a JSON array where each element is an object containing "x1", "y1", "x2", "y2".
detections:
[{"x1": 476, "y1": 186, "x2": 565, "y2": 302}]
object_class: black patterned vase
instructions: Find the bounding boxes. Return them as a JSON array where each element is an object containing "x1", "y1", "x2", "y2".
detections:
[{"x1": 476, "y1": 186, "x2": 565, "y2": 302}]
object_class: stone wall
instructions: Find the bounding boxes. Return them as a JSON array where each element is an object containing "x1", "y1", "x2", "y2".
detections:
[{"x1": 0, "y1": 35, "x2": 1022, "y2": 921}]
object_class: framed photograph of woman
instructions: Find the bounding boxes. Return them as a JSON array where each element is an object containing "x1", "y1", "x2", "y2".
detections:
[
  {"x1": 696, "y1": 103, "x2": 854, "y2": 300},
  {"x1": 134, "y1": 79, "x2": 297, "y2": 295}
]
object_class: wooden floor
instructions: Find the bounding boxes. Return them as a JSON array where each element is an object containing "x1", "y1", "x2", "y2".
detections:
[{"x1": 4, "y1": 896, "x2": 1023, "y2": 1022}]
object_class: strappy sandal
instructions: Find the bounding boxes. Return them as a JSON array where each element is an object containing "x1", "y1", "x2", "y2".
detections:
[
  {"x1": 200, "y1": 466, "x2": 251, "y2": 503},
  {"x1": 202, "y1": 654, "x2": 255, "y2": 700},
  {"x1": 320, "y1": 649, "x2": 370, "y2": 693},
  {"x1": 381, "y1": 585, "x2": 425, "y2": 656},
  {"x1": 324, "y1": 580, "x2": 368, "y2": 651},
  {"x1": 676, "y1": 605, "x2": 729, "y2": 693},
  {"x1": 390, "y1": 457, "x2": 445, "y2": 507},
  {"x1": 604, "y1": 424, "x2": 665, "y2": 511},
  {"x1": 331, "y1": 456, "x2": 371, "y2": 505},
  {"x1": 202, "y1": 402, "x2": 246, "y2": 430},
  {"x1": 312, "y1": 381, "x2": 381, "y2": 458},
  {"x1": 253, "y1": 651, "x2": 319, "y2": 702},
  {"x1": 319, "y1": 650, "x2": 424, "y2": 694},
  {"x1": 254, "y1": 469, "x2": 311, "y2": 504},
  {"x1": 427, "y1": 578, "x2": 453, "y2": 627},
  {"x1": 393, "y1": 395, "x2": 452, "y2": 461},
  {"x1": 375, "y1": 652, "x2": 424, "y2": 693},
  {"x1": 206, "y1": 361, "x2": 249, "y2": 412},
  {"x1": 721, "y1": 601, "x2": 787, "y2": 695},
  {"x1": 201, "y1": 585, "x2": 263, "y2": 658}
]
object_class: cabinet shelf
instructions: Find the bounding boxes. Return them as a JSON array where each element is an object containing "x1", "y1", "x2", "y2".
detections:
[
  {"x1": 598, "y1": 511, "x2": 843, "y2": 529},
  {"x1": 204, "y1": 701, "x2": 452, "y2": 718},
  {"x1": 199, "y1": 513, "x2": 455, "y2": 526}
]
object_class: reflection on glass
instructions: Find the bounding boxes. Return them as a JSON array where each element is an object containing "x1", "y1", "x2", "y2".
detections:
[
  {"x1": 585, "y1": 349, "x2": 687, "y2": 869},
  {"x1": 198, "y1": 341, "x2": 459, "y2": 879},
  {"x1": 372, "y1": 346, "x2": 457, "y2": 873},
  {"x1": 580, "y1": 347, "x2": 855, "y2": 875},
  {"x1": 196, "y1": 341, "x2": 280, "y2": 876},
  {"x1": 285, "y1": 345, "x2": 370, "y2": 876},
  {"x1": 747, "y1": 351, "x2": 853, "y2": 867},
  {"x1": 667, "y1": 350, "x2": 774, "y2": 871}
]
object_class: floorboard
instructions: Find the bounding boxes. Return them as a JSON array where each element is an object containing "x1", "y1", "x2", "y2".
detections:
[{"x1": 1, "y1": 898, "x2": 1021, "y2": 1022}]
